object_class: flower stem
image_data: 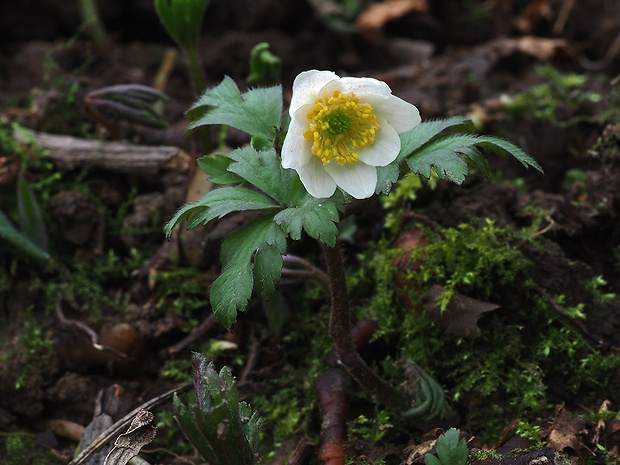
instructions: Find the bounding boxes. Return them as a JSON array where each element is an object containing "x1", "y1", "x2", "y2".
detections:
[
  {"x1": 185, "y1": 48, "x2": 212, "y2": 153},
  {"x1": 322, "y1": 242, "x2": 409, "y2": 413}
]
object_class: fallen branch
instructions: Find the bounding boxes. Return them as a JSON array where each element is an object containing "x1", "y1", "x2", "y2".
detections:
[{"x1": 14, "y1": 129, "x2": 190, "y2": 175}]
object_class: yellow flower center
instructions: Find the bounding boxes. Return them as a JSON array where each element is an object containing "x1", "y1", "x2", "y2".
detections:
[{"x1": 303, "y1": 90, "x2": 380, "y2": 165}]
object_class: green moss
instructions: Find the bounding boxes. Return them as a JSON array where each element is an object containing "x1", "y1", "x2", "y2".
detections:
[
  {"x1": 1, "y1": 432, "x2": 61, "y2": 465},
  {"x1": 343, "y1": 219, "x2": 620, "y2": 442},
  {"x1": 500, "y1": 64, "x2": 602, "y2": 127},
  {"x1": 250, "y1": 283, "x2": 333, "y2": 453},
  {"x1": 0, "y1": 308, "x2": 54, "y2": 390}
]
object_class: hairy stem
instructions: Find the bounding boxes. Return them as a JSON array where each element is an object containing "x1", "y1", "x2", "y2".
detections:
[{"x1": 323, "y1": 243, "x2": 409, "y2": 413}]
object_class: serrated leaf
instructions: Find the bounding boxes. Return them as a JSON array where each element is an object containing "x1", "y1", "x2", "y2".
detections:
[
  {"x1": 197, "y1": 154, "x2": 243, "y2": 184},
  {"x1": 227, "y1": 146, "x2": 296, "y2": 205},
  {"x1": 475, "y1": 136, "x2": 543, "y2": 172},
  {"x1": 404, "y1": 132, "x2": 542, "y2": 185},
  {"x1": 164, "y1": 187, "x2": 278, "y2": 237},
  {"x1": 375, "y1": 161, "x2": 401, "y2": 195},
  {"x1": 458, "y1": 146, "x2": 491, "y2": 177},
  {"x1": 187, "y1": 77, "x2": 282, "y2": 142},
  {"x1": 210, "y1": 215, "x2": 287, "y2": 329},
  {"x1": 253, "y1": 238, "x2": 286, "y2": 298},
  {"x1": 274, "y1": 196, "x2": 340, "y2": 247},
  {"x1": 210, "y1": 267, "x2": 254, "y2": 330},
  {"x1": 407, "y1": 148, "x2": 469, "y2": 184},
  {"x1": 173, "y1": 395, "x2": 218, "y2": 464},
  {"x1": 436, "y1": 429, "x2": 468, "y2": 465},
  {"x1": 425, "y1": 454, "x2": 442, "y2": 465},
  {"x1": 398, "y1": 116, "x2": 473, "y2": 162}
]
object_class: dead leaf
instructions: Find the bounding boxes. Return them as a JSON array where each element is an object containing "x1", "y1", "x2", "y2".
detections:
[
  {"x1": 356, "y1": 0, "x2": 428, "y2": 36},
  {"x1": 510, "y1": 37, "x2": 572, "y2": 62},
  {"x1": 104, "y1": 410, "x2": 157, "y2": 465},
  {"x1": 544, "y1": 404, "x2": 588, "y2": 457},
  {"x1": 420, "y1": 284, "x2": 500, "y2": 338}
]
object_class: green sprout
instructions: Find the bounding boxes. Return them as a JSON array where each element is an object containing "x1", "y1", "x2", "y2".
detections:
[
  {"x1": 247, "y1": 42, "x2": 281, "y2": 86},
  {"x1": 154, "y1": 0, "x2": 212, "y2": 150},
  {"x1": 84, "y1": 84, "x2": 169, "y2": 137},
  {"x1": 500, "y1": 64, "x2": 602, "y2": 127},
  {"x1": 154, "y1": 0, "x2": 211, "y2": 94},
  {"x1": 77, "y1": 0, "x2": 109, "y2": 49},
  {"x1": 0, "y1": 175, "x2": 50, "y2": 262},
  {"x1": 425, "y1": 429, "x2": 468, "y2": 465},
  {"x1": 173, "y1": 352, "x2": 263, "y2": 465}
]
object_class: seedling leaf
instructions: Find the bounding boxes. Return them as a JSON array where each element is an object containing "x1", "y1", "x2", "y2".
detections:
[
  {"x1": 0, "y1": 210, "x2": 50, "y2": 261},
  {"x1": 17, "y1": 176, "x2": 48, "y2": 251}
]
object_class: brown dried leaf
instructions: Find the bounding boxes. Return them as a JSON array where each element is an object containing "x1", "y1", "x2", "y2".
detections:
[
  {"x1": 356, "y1": 0, "x2": 427, "y2": 36},
  {"x1": 545, "y1": 404, "x2": 588, "y2": 456},
  {"x1": 104, "y1": 410, "x2": 157, "y2": 465},
  {"x1": 508, "y1": 37, "x2": 572, "y2": 62},
  {"x1": 420, "y1": 284, "x2": 500, "y2": 338}
]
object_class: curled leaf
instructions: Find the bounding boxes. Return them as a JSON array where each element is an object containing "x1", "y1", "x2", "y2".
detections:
[{"x1": 104, "y1": 410, "x2": 157, "y2": 465}]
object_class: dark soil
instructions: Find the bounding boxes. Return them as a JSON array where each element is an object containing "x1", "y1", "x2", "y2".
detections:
[{"x1": 1, "y1": 0, "x2": 620, "y2": 464}]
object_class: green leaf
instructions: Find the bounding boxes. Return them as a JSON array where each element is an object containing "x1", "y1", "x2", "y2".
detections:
[
  {"x1": 187, "y1": 77, "x2": 283, "y2": 142},
  {"x1": 239, "y1": 402, "x2": 264, "y2": 451},
  {"x1": 0, "y1": 210, "x2": 50, "y2": 261},
  {"x1": 187, "y1": 354, "x2": 264, "y2": 462},
  {"x1": 404, "y1": 132, "x2": 543, "y2": 185},
  {"x1": 375, "y1": 161, "x2": 401, "y2": 195},
  {"x1": 425, "y1": 454, "x2": 442, "y2": 465},
  {"x1": 436, "y1": 429, "x2": 468, "y2": 465},
  {"x1": 227, "y1": 146, "x2": 296, "y2": 205},
  {"x1": 173, "y1": 394, "x2": 218, "y2": 464},
  {"x1": 274, "y1": 195, "x2": 340, "y2": 247},
  {"x1": 457, "y1": 146, "x2": 491, "y2": 177},
  {"x1": 154, "y1": 0, "x2": 211, "y2": 53},
  {"x1": 210, "y1": 215, "x2": 287, "y2": 329},
  {"x1": 197, "y1": 154, "x2": 244, "y2": 185},
  {"x1": 475, "y1": 136, "x2": 543, "y2": 172},
  {"x1": 398, "y1": 116, "x2": 473, "y2": 162},
  {"x1": 164, "y1": 187, "x2": 279, "y2": 238},
  {"x1": 247, "y1": 42, "x2": 281, "y2": 86},
  {"x1": 407, "y1": 147, "x2": 469, "y2": 184},
  {"x1": 17, "y1": 176, "x2": 48, "y2": 251}
]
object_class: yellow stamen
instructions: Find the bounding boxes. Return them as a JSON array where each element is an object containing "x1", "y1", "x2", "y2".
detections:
[{"x1": 304, "y1": 90, "x2": 380, "y2": 165}]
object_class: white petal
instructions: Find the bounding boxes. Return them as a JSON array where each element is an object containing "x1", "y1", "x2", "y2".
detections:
[
  {"x1": 298, "y1": 157, "x2": 337, "y2": 198},
  {"x1": 322, "y1": 76, "x2": 392, "y2": 103},
  {"x1": 357, "y1": 117, "x2": 401, "y2": 166},
  {"x1": 282, "y1": 108, "x2": 314, "y2": 170},
  {"x1": 289, "y1": 70, "x2": 339, "y2": 116},
  {"x1": 324, "y1": 161, "x2": 378, "y2": 199},
  {"x1": 374, "y1": 95, "x2": 421, "y2": 133}
]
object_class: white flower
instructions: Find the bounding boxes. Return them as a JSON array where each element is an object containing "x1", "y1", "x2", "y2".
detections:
[{"x1": 282, "y1": 70, "x2": 421, "y2": 199}]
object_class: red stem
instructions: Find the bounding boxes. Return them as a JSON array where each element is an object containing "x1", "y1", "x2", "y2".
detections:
[{"x1": 322, "y1": 243, "x2": 409, "y2": 413}]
